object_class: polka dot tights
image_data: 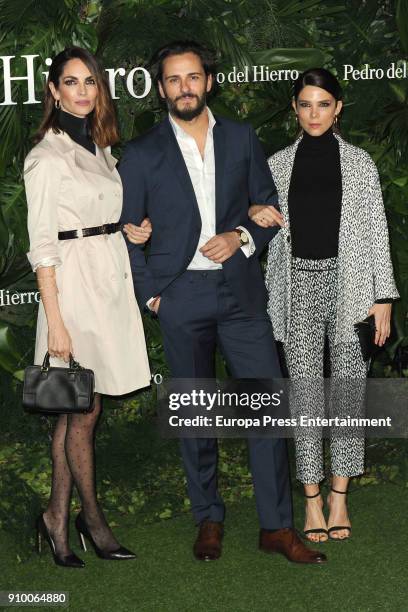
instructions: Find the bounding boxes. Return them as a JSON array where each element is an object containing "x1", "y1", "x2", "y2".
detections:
[{"x1": 42, "y1": 394, "x2": 120, "y2": 556}]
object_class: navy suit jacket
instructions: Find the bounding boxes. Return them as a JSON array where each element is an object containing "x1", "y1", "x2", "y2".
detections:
[{"x1": 119, "y1": 114, "x2": 279, "y2": 315}]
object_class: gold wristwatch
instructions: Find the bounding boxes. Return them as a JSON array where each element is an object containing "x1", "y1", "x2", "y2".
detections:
[{"x1": 232, "y1": 228, "x2": 249, "y2": 247}]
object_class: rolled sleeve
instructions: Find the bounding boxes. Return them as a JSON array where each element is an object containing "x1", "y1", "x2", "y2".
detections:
[{"x1": 24, "y1": 152, "x2": 62, "y2": 272}]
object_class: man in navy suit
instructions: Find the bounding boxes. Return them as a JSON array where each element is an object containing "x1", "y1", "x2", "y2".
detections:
[{"x1": 120, "y1": 41, "x2": 325, "y2": 565}]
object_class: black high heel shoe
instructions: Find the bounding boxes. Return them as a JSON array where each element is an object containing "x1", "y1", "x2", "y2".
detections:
[
  {"x1": 75, "y1": 512, "x2": 136, "y2": 560},
  {"x1": 36, "y1": 514, "x2": 85, "y2": 568},
  {"x1": 327, "y1": 488, "x2": 352, "y2": 541}
]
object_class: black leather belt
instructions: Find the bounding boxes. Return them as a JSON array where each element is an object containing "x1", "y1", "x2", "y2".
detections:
[{"x1": 58, "y1": 222, "x2": 122, "y2": 241}]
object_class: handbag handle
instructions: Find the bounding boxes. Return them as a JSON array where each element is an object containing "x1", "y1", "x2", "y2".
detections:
[{"x1": 41, "y1": 351, "x2": 82, "y2": 372}]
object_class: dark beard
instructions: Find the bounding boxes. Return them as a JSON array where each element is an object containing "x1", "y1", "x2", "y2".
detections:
[{"x1": 167, "y1": 92, "x2": 207, "y2": 121}]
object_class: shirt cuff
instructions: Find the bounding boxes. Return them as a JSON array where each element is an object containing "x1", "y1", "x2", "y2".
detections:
[
  {"x1": 146, "y1": 297, "x2": 155, "y2": 310},
  {"x1": 236, "y1": 226, "x2": 255, "y2": 257}
]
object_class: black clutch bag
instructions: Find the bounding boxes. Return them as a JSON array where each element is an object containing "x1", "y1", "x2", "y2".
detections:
[
  {"x1": 23, "y1": 352, "x2": 95, "y2": 415},
  {"x1": 353, "y1": 315, "x2": 377, "y2": 362}
]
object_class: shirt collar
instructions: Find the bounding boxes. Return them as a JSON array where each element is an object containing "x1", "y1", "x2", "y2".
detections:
[{"x1": 168, "y1": 106, "x2": 216, "y2": 138}]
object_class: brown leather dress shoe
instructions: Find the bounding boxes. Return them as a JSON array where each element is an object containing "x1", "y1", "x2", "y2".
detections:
[
  {"x1": 193, "y1": 520, "x2": 223, "y2": 561},
  {"x1": 259, "y1": 528, "x2": 327, "y2": 564}
]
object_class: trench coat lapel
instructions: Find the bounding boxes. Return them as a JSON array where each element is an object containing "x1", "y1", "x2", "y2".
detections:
[
  {"x1": 74, "y1": 143, "x2": 118, "y2": 178},
  {"x1": 101, "y1": 147, "x2": 118, "y2": 173},
  {"x1": 43, "y1": 129, "x2": 118, "y2": 179}
]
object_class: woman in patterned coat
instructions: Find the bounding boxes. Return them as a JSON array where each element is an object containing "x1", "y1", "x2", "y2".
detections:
[{"x1": 249, "y1": 68, "x2": 399, "y2": 543}]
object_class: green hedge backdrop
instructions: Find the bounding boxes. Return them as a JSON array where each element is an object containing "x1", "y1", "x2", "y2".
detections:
[{"x1": 0, "y1": 0, "x2": 407, "y2": 556}]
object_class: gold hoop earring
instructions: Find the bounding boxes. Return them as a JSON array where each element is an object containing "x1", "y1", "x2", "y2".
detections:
[{"x1": 55, "y1": 99, "x2": 61, "y2": 109}]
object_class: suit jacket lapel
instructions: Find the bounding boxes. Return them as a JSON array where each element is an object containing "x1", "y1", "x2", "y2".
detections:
[
  {"x1": 160, "y1": 118, "x2": 200, "y2": 218},
  {"x1": 213, "y1": 119, "x2": 226, "y2": 229}
]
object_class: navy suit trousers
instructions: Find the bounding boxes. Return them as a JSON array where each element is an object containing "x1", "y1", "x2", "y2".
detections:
[{"x1": 157, "y1": 269, "x2": 293, "y2": 529}]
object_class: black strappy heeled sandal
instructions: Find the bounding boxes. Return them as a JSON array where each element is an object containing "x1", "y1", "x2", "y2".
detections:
[
  {"x1": 303, "y1": 491, "x2": 328, "y2": 542},
  {"x1": 327, "y1": 488, "x2": 352, "y2": 541}
]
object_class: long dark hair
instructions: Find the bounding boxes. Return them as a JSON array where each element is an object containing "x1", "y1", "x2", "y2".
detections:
[{"x1": 34, "y1": 47, "x2": 119, "y2": 147}]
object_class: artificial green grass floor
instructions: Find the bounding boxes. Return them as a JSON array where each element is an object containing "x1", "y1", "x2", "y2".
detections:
[{"x1": 1, "y1": 484, "x2": 407, "y2": 612}]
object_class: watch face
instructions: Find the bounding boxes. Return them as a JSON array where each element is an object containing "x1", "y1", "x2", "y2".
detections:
[{"x1": 240, "y1": 231, "x2": 249, "y2": 244}]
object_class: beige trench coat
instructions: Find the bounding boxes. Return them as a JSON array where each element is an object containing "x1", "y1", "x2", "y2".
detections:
[{"x1": 24, "y1": 129, "x2": 151, "y2": 395}]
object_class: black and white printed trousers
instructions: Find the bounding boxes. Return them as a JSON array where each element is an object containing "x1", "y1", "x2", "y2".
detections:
[{"x1": 283, "y1": 257, "x2": 368, "y2": 484}]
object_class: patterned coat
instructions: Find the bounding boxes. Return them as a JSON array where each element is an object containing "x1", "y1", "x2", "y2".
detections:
[{"x1": 265, "y1": 133, "x2": 399, "y2": 345}]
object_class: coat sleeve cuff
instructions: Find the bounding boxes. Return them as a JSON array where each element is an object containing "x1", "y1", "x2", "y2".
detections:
[{"x1": 27, "y1": 253, "x2": 62, "y2": 273}]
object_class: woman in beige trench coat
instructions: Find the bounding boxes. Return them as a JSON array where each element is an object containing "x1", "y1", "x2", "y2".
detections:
[{"x1": 24, "y1": 47, "x2": 151, "y2": 568}]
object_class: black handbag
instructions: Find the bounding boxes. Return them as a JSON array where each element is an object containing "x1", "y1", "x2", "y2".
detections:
[
  {"x1": 353, "y1": 314, "x2": 377, "y2": 362},
  {"x1": 23, "y1": 352, "x2": 95, "y2": 414}
]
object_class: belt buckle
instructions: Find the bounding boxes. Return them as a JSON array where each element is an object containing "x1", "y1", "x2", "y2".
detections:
[
  {"x1": 77, "y1": 228, "x2": 84, "y2": 240},
  {"x1": 101, "y1": 225, "x2": 107, "y2": 235}
]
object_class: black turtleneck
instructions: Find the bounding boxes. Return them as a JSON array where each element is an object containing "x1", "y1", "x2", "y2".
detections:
[
  {"x1": 58, "y1": 109, "x2": 96, "y2": 155},
  {"x1": 288, "y1": 128, "x2": 341, "y2": 259},
  {"x1": 287, "y1": 128, "x2": 392, "y2": 303}
]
